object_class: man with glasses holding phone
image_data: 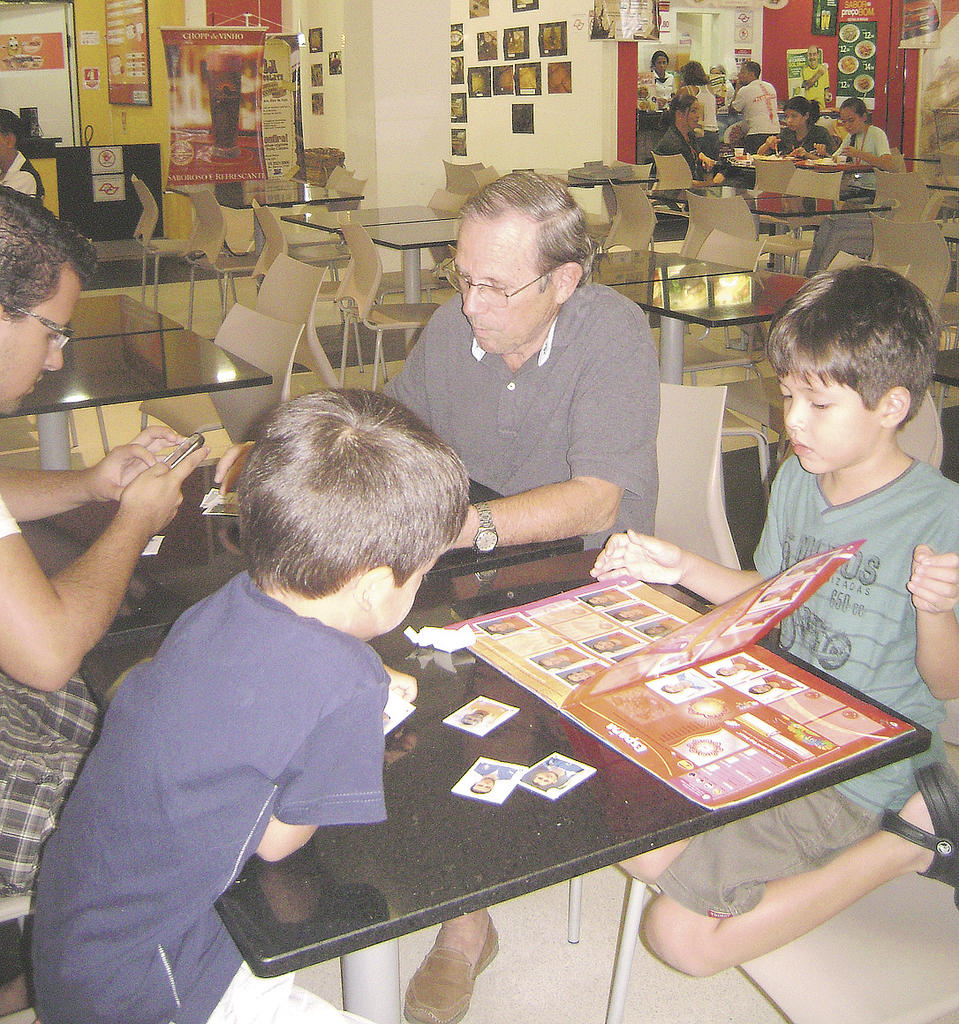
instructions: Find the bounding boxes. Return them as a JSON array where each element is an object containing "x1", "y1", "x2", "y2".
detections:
[
  {"x1": 0, "y1": 188, "x2": 208, "y2": 1016},
  {"x1": 385, "y1": 171, "x2": 659, "y2": 1024}
]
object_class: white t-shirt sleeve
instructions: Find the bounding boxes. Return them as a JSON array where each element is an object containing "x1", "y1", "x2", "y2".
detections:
[{"x1": 0, "y1": 492, "x2": 21, "y2": 540}]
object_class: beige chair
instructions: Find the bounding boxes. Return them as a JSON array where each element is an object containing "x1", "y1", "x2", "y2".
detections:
[
  {"x1": 754, "y1": 160, "x2": 816, "y2": 272},
  {"x1": 740, "y1": 870, "x2": 959, "y2": 1024},
  {"x1": 250, "y1": 200, "x2": 289, "y2": 282},
  {"x1": 651, "y1": 152, "x2": 694, "y2": 192},
  {"x1": 326, "y1": 165, "x2": 367, "y2": 199},
  {"x1": 181, "y1": 188, "x2": 259, "y2": 332},
  {"x1": 444, "y1": 160, "x2": 484, "y2": 197},
  {"x1": 94, "y1": 174, "x2": 161, "y2": 299},
  {"x1": 681, "y1": 193, "x2": 758, "y2": 257},
  {"x1": 140, "y1": 304, "x2": 303, "y2": 442},
  {"x1": 337, "y1": 223, "x2": 439, "y2": 389},
  {"x1": 654, "y1": 383, "x2": 740, "y2": 569},
  {"x1": 603, "y1": 183, "x2": 657, "y2": 253},
  {"x1": 870, "y1": 217, "x2": 951, "y2": 309},
  {"x1": 887, "y1": 147, "x2": 908, "y2": 173},
  {"x1": 785, "y1": 166, "x2": 843, "y2": 202},
  {"x1": 873, "y1": 171, "x2": 940, "y2": 223},
  {"x1": 0, "y1": 894, "x2": 34, "y2": 1024},
  {"x1": 679, "y1": 225, "x2": 766, "y2": 384}
]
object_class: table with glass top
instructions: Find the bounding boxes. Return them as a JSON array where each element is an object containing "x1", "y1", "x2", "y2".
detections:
[
  {"x1": 592, "y1": 249, "x2": 806, "y2": 384},
  {"x1": 8, "y1": 329, "x2": 271, "y2": 470}
]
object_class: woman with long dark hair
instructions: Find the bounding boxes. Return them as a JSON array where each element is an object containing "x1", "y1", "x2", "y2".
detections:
[
  {"x1": 654, "y1": 91, "x2": 724, "y2": 184},
  {"x1": 757, "y1": 96, "x2": 837, "y2": 159}
]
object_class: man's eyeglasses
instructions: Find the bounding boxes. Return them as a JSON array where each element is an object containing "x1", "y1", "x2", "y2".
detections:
[
  {"x1": 447, "y1": 266, "x2": 549, "y2": 308},
  {"x1": 8, "y1": 306, "x2": 73, "y2": 349}
]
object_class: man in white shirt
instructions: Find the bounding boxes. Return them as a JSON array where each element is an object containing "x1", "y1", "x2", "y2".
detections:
[
  {"x1": 730, "y1": 60, "x2": 780, "y2": 155},
  {"x1": 0, "y1": 110, "x2": 43, "y2": 200},
  {"x1": 0, "y1": 188, "x2": 207, "y2": 1015}
]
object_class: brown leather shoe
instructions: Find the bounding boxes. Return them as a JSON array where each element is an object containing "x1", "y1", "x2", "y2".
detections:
[{"x1": 404, "y1": 920, "x2": 499, "y2": 1024}]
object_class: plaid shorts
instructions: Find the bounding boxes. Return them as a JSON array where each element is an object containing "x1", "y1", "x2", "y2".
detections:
[{"x1": 0, "y1": 672, "x2": 99, "y2": 895}]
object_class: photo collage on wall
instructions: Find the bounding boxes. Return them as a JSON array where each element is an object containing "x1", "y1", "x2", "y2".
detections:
[
  {"x1": 452, "y1": 3, "x2": 572, "y2": 152},
  {"x1": 309, "y1": 27, "x2": 323, "y2": 116}
]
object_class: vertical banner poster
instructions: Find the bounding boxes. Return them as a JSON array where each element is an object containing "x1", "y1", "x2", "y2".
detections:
[
  {"x1": 787, "y1": 46, "x2": 831, "y2": 105},
  {"x1": 836, "y1": 0, "x2": 876, "y2": 110},
  {"x1": 161, "y1": 27, "x2": 266, "y2": 186},
  {"x1": 901, "y1": 0, "x2": 941, "y2": 47},
  {"x1": 618, "y1": 0, "x2": 658, "y2": 40},
  {"x1": 262, "y1": 36, "x2": 297, "y2": 179},
  {"x1": 812, "y1": 0, "x2": 839, "y2": 35},
  {"x1": 106, "y1": 0, "x2": 151, "y2": 105}
]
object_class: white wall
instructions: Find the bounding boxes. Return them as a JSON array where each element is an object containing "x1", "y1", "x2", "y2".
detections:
[{"x1": 448, "y1": 0, "x2": 618, "y2": 176}]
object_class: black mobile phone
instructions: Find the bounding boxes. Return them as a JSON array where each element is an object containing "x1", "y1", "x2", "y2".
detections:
[{"x1": 164, "y1": 432, "x2": 205, "y2": 468}]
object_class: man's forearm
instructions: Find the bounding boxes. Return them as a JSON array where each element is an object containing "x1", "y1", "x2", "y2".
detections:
[
  {"x1": 453, "y1": 477, "x2": 622, "y2": 549},
  {"x1": 0, "y1": 510, "x2": 157, "y2": 691},
  {"x1": 0, "y1": 466, "x2": 97, "y2": 521}
]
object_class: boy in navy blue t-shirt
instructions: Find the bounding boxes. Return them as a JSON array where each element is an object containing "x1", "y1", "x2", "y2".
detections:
[{"x1": 32, "y1": 390, "x2": 469, "y2": 1024}]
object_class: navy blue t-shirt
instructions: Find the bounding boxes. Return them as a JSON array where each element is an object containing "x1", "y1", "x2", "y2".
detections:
[{"x1": 32, "y1": 573, "x2": 388, "y2": 1024}]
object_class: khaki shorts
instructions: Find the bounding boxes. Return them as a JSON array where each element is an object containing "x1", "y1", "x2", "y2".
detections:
[{"x1": 657, "y1": 787, "x2": 880, "y2": 918}]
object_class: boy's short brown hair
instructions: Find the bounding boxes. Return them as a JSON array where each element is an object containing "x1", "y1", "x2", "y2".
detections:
[
  {"x1": 766, "y1": 266, "x2": 938, "y2": 422},
  {"x1": 238, "y1": 390, "x2": 469, "y2": 597}
]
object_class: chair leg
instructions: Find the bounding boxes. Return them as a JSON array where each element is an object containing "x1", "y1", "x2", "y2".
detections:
[
  {"x1": 67, "y1": 411, "x2": 78, "y2": 448},
  {"x1": 140, "y1": 251, "x2": 149, "y2": 305},
  {"x1": 153, "y1": 253, "x2": 162, "y2": 311},
  {"x1": 339, "y1": 316, "x2": 351, "y2": 387},
  {"x1": 567, "y1": 876, "x2": 583, "y2": 944},
  {"x1": 95, "y1": 407, "x2": 110, "y2": 455},
  {"x1": 606, "y1": 877, "x2": 649, "y2": 1024},
  {"x1": 187, "y1": 265, "x2": 197, "y2": 333}
]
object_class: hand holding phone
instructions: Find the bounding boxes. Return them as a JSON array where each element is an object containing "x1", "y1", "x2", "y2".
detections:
[{"x1": 164, "y1": 432, "x2": 205, "y2": 469}]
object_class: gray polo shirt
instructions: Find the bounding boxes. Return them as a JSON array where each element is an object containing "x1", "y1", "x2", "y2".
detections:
[{"x1": 385, "y1": 283, "x2": 659, "y2": 548}]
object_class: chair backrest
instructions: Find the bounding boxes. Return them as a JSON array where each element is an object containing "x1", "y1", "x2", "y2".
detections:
[
  {"x1": 209, "y1": 304, "x2": 304, "y2": 442},
  {"x1": 898, "y1": 390, "x2": 943, "y2": 469},
  {"x1": 185, "y1": 188, "x2": 227, "y2": 263},
  {"x1": 696, "y1": 228, "x2": 764, "y2": 271},
  {"x1": 129, "y1": 174, "x2": 159, "y2": 244},
  {"x1": 754, "y1": 158, "x2": 797, "y2": 194},
  {"x1": 256, "y1": 253, "x2": 326, "y2": 327},
  {"x1": 251, "y1": 200, "x2": 289, "y2": 279},
  {"x1": 873, "y1": 171, "x2": 937, "y2": 222},
  {"x1": 327, "y1": 165, "x2": 367, "y2": 197},
  {"x1": 870, "y1": 217, "x2": 951, "y2": 308},
  {"x1": 428, "y1": 188, "x2": 467, "y2": 216},
  {"x1": 337, "y1": 223, "x2": 383, "y2": 321},
  {"x1": 655, "y1": 383, "x2": 741, "y2": 570},
  {"x1": 444, "y1": 159, "x2": 484, "y2": 196},
  {"x1": 784, "y1": 167, "x2": 843, "y2": 201},
  {"x1": 887, "y1": 147, "x2": 908, "y2": 172},
  {"x1": 604, "y1": 184, "x2": 657, "y2": 252},
  {"x1": 221, "y1": 206, "x2": 254, "y2": 254},
  {"x1": 940, "y1": 151, "x2": 959, "y2": 185},
  {"x1": 652, "y1": 152, "x2": 694, "y2": 191},
  {"x1": 682, "y1": 194, "x2": 758, "y2": 256}
]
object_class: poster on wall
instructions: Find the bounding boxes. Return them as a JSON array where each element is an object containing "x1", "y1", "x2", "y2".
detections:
[
  {"x1": 262, "y1": 36, "x2": 297, "y2": 180},
  {"x1": 812, "y1": 0, "x2": 839, "y2": 34},
  {"x1": 161, "y1": 27, "x2": 266, "y2": 186},
  {"x1": 0, "y1": 33, "x2": 65, "y2": 72},
  {"x1": 836, "y1": 0, "x2": 876, "y2": 109},
  {"x1": 916, "y1": 4, "x2": 957, "y2": 154},
  {"x1": 901, "y1": 0, "x2": 941, "y2": 46},
  {"x1": 786, "y1": 46, "x2": 830, "y2": 105},
  {"x1": 106, "y1": 0, "x2": 151, "y2": 105}
]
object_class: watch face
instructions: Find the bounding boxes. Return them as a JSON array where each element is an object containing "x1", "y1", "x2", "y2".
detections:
[{"x1": 474, "y1": 528, "x2": 498, "y2": 553}]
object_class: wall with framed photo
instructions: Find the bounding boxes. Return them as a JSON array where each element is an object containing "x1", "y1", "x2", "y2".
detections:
[{"x1": 447, "y1": 0, "x2": 615, "y2": 176}]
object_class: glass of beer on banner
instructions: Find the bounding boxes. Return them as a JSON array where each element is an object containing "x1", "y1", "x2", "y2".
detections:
[{"x1": 205, "y1": 51, "x2": 243, "y2": 160}]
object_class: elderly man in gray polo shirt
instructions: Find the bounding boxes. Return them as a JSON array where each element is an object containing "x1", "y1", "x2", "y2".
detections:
[
  {"x1": 385, "y1": 170, "x2": 658, "y2": 560},
  {"x1": 385, "y1": 171, "x2": 659, "y2": 1024}
]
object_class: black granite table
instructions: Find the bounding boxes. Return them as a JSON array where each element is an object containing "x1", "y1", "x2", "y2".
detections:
[
  {"x1": 6, "y1": 330, "x2": 270, "y2": 470},
  {"x1": 39, "y1": 486, "x2": 926, "y2": 1024},
  {"x1": 210, "y1": 548, "x2": 925, "y2": 1023},
  {"x1": 202, "y1": 179, "x2": 364, "y2": 211},
  {"x1": 71, "y1": 293, "x2": 182, "y2": 340}
]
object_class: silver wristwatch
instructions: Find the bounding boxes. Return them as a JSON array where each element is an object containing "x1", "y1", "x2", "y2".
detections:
[{"x1": 472, "y1": 501, "x2": 499, "y2": 553}]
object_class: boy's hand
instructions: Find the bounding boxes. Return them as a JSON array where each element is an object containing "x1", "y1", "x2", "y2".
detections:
[
  {"x1": 385, "y1": 666, "x2": 417, "y2": 703},
  {"x1": 591, "y1": 530, "x2": 685, "y2": 585},
  {"x1": 908, "y1": 545, "x2": 959, "y2": 614},
  {"x1": 215, "y1": 442, "x2": 255, "y2": 495}
]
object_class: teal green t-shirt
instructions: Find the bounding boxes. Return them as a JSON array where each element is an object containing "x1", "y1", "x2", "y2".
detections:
[{"x1": 754, "y1": 456, "x2": 959, "y2": 813}]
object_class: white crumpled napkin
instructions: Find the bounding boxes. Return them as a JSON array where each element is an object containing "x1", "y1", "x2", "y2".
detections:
[{"x1": 404, "y1": 624, "x2": 476, "y2": 653}]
